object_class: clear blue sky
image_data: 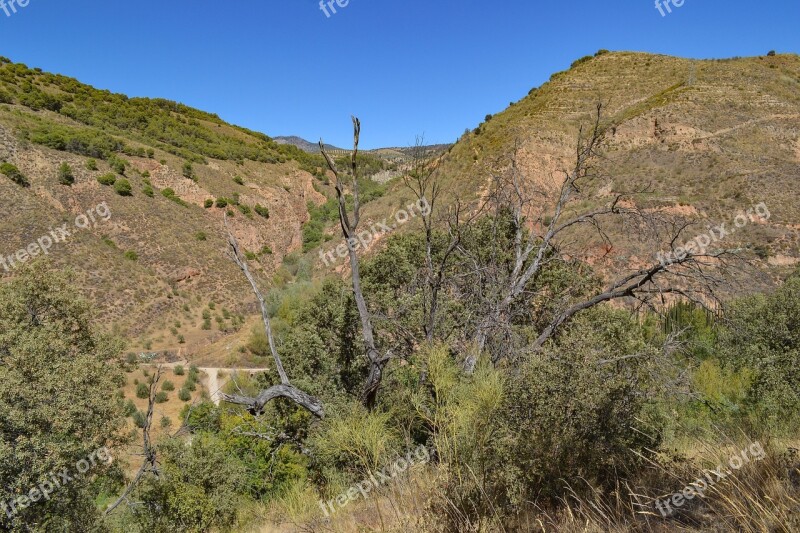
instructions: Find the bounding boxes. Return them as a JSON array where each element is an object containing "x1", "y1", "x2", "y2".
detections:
[{"x1": 0, "y1": 0, "x2": 797, "y2": 149}]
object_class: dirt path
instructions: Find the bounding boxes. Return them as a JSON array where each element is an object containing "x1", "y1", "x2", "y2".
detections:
[{"x1": 143, "y1": 362, "x2": 269, "y2": 405}]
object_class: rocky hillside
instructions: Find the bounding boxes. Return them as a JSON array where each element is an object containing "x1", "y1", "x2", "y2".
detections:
[
  {"x1": 433, "y1": 51, "x2": 800, "y2": 287},
  {"x1": 0, "y1": 56, "x2": 337, "y2": 352},
  {"x1": 0, "y1": 51, "x2": 798, "y2": 355}
]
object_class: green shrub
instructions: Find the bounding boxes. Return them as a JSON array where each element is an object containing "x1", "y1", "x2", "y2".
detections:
[
  {"x1": 162, "y1": 380, "x2": 175, "y2": 392},
  {"x1": 97, "y1": 173, "x2": 116, "y2": 186},
  {"x1": 146, "y1": 148, "x2": 155, "y2": 158},
  {"x1": 132, "y1": 410, "x2": 147, "y2": 428},
  {"x1": 142, "y1": 184, "x2": 154, "y2": 197},
  {"x1": 254, "y1": 204, "x2": 270, "y2": 218},
  {"x1": 123, "y1": 399, "x2": 137, "y2": 416},
  {"x1": 182, "y1": 162, "x2": 195, "y2": 181},
  {"x1": 215, "y1": 198, "x2": 228, "y2": 208},
  {"x1": 204, "y1": 198, "x2": 214, "y2": 208},
  {"x1": 85, "y1": 158, "x2": 98, "y2": 171},
  {"x1": 155, "y1": 391, "x2": 169, "y2": 404},
  {"x1": 1, "y1": 162, "x2": 29, "y2": 187},
  {"x1": 233, "y1": 175, "x2": 244, "y2": 185},
  {"x1": 174, "y1": 365, "x2": 185, "y2": 376},
  {"x1": 58, "y1": 162, "x2": 74, "y2": 186},
  {"x1": 136, "y1": 383, "x2": 149, "y2": 399},
  {"x1": 160, "y1": 415, "x2": 172, "y2": 429},
  {"x1": 178, "y1": 388, "x2": 191, "y2": 402},
  {"x1": 195, "y1": 231, "x2": 207, "y2": 241},
  {"x1": 161, "y1": 187, "x2": 189, "y2": 207},
  {"x1": 109, "y1": 157, "x2": 126, "y2": 175},
  {"x1": 114, "y1": 178, "x2": 132, "y2": 196},
  {"x1": 124, "y1": 250, "x2": 139, "y2": 261},
  {"x1": 571, "y1": 55, "x2": 593, "y2": 68}
]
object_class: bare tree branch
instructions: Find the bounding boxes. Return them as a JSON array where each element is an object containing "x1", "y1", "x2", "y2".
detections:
[{"x1": 219, "y1": 215, "x2": 324, "y2": 418}]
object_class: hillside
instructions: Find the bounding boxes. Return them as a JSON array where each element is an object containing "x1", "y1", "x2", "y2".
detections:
[
  {"x1": 431, "y1": 51, "x2": 800, "y2": 286},
  {"x1": 1, "y1": 52, "x2": 799, "y2": 357},
  {"x1": 0, "y1": 56, "x2": 339, "y2": 353}
]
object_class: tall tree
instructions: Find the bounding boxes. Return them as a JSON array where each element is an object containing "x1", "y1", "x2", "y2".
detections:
[{"x1": 0, "y1": 264, "x2": 124, "y2": 532}]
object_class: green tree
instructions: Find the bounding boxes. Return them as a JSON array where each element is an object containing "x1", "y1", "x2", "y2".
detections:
[{"x1": 0, "y1": 264, "x2": 124, "y2": 532}]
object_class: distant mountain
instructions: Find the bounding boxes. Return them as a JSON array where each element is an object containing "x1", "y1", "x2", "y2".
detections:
[
  {"x1": 274, "y1": 136, "x2": 342, "y2": 153},
  {"x1": 275, "y1": 136, "x2": 452, "y2": 160}
]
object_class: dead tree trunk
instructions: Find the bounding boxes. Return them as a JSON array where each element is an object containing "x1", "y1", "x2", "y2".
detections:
[{"x1": 320, "y1": 117, "x2": 388, "y2": 408}]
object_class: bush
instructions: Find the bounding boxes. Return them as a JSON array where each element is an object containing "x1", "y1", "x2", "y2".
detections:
[
  {"x1": 136, "y1": 382, "x2": 149, "y2": 399},
  {"x1": 160, "y1": 416, "x2": 172, "y2": 429},
  {"x1": 143, "y1": 184, "x2": 154, "y2": 197},
  {"x1": 123, "y1": 399, "x2": 137, "y2": 417},
  {"x1": 132, "y1": 410, "x2": 147, "y2": 428},
  {"x1": 1, "y1": 162, "x2": 29, "y2": 187},
  {"x1": 110, "y1": 157, "x2": 126, "y2": 175},
  {"x1": 178, "y1": 388, "x2": 191, "y2": 402},
  {"x1": 114, "y1": 178, "x2": 132, "y2": 196},
  {"x1": 204, "y1": 198, "x2": 214, "y2": 208},
  {"x1": 182, "y1": 162, "x2": 195, "y2": 181},
  {"x1": 162, "y1": 380, "x2": 175, "y2": 392},
  {"x1": 85, "y1": 158, "x2": 98, "y2": 171},
  {"x1": 233, "y1": 176, "x2": 244, "y2": 185},
  {"x1": 195, "y1": 231, "x2": 207, "y2": 241},
  {"x1": 155, "y1": 391, "x2": 169, "y2": 404},
  {"x1": 58, "y1": 163, "x2": 74, "y2": 186},
  {"x1": 97, "y1": 173, "x2": 116, "y2": 186},
  {"x1": 767, "y1": 50, "x2": 777, "y2": 56},
  {"x1": 124, "y1": 250, "x2": 139, "y2": 261},
  {"x1": 161, "y1": 187, "x2": 189, "y2": 207},
  {"x1": 215, "y1": 198, "x2": 228, "y2": 208},
  {"x1": 174, "y1": 365, "x2": 185, "y2": 376},
  {"x1": 571, "y1": 55, "x2": 593, "y2": 68},
  {"x1": 254, "y1": 204, "x2": 270, "y2": 218}
]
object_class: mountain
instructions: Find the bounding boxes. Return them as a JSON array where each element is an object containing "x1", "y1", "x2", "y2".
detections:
[
  {"x1": 274, "y1": 135, "x2": 342, "y2": 153},
  {"x1": 0, "y1": 51, "x2": 798, "y2": 359}
]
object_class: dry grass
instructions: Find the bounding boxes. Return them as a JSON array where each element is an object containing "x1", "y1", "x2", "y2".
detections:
[{"x1": 251, "y1": 436, "x2": 799, "y2": 532}]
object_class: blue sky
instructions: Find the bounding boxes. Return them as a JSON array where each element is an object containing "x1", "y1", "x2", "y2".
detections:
[{"x1": 0, "y1": 1, "x2": 797, "y2": 149}]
